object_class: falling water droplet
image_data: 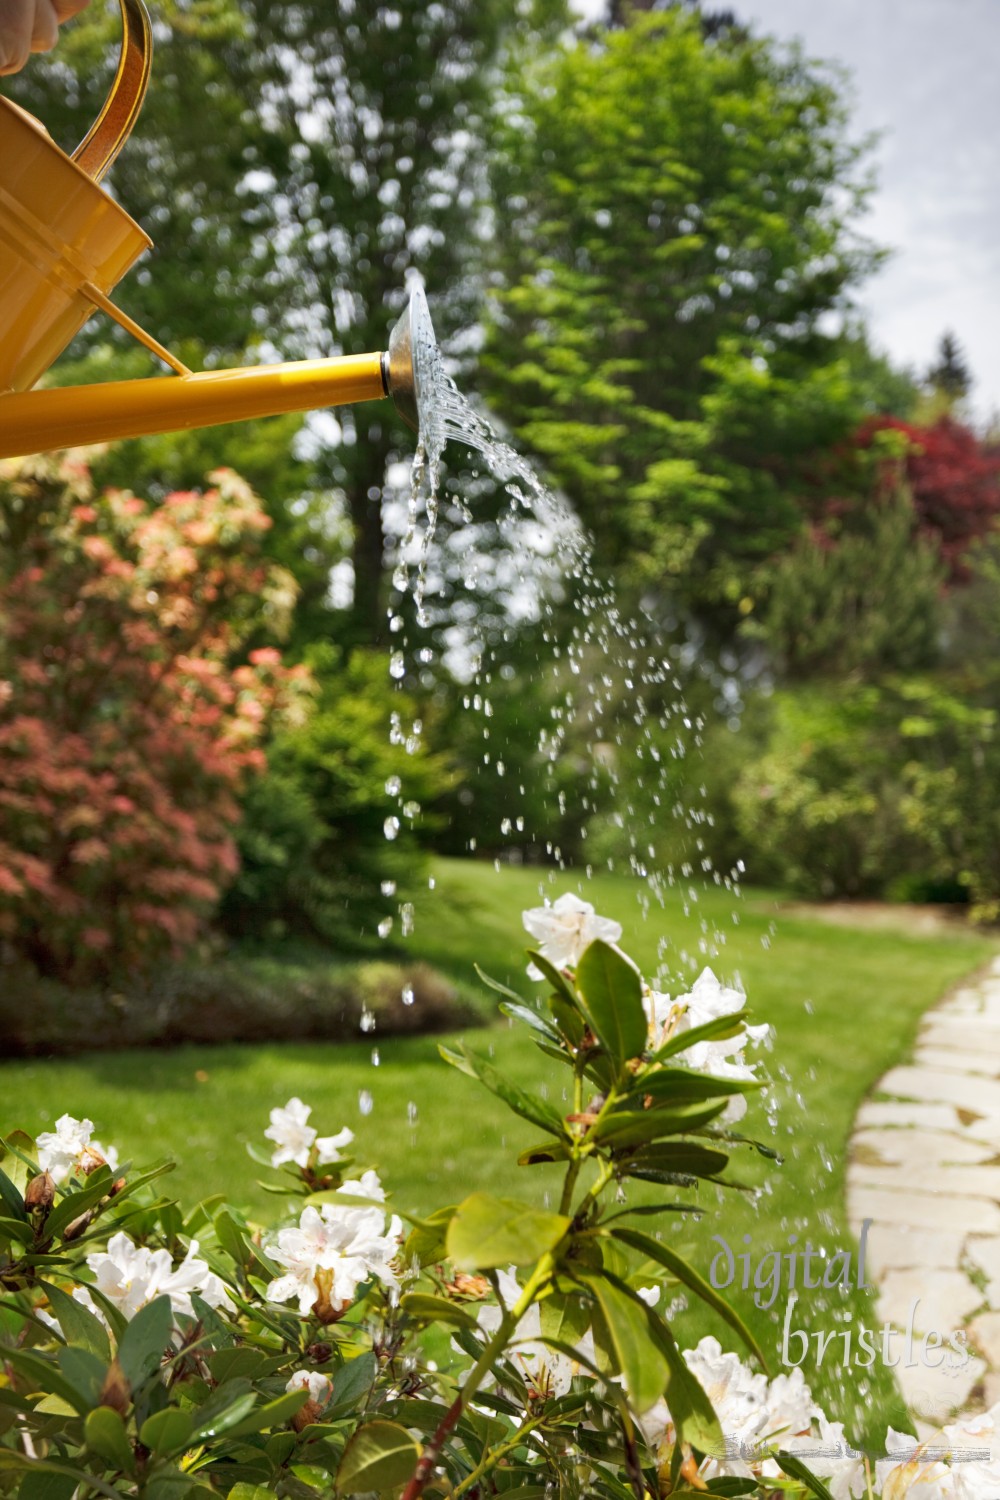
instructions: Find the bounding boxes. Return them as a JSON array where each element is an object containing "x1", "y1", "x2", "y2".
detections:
[
  {"x1": 377, "y1": 916, "x2": 393, "y2": 939},
  {"x1": 383, "y1": 816, "x2": 400, "y2": 840},
  {"x1": 358, "y1": 1089, "x2": 374, "y2": 1116},
  {"x1": 389, "y1": 651, "x2": 406, "y2": 680},
  {"x1": 401, "y1": 983, "x2": 415, "y2": 1006},
  {"x1": 360, "y1": 1007, "x2": 377, "y2": 1034}
]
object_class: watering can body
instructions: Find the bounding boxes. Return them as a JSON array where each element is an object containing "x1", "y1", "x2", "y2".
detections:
[{"x1": 0, "y1": 0, "x2": 418, "y2": 459}]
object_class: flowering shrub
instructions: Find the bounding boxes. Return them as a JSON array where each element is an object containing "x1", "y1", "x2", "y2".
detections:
[
  {"x1": 1, "y1": 899, "x2": 994, "y2": 1496},
  {"x1": 0, "y1": 453, "x2": 309, "y2": 982}
]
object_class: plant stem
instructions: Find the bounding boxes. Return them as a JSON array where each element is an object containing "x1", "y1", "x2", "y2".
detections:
[
  {"x1": 400, "y1": 1255, "x2": 555, "y2": 1500},
  {"x1": 452, "y1": 1413, "x2": 547, "y2": 1498}
]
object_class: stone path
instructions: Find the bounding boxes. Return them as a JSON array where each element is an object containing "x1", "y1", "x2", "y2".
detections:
[{"x1": 846, "y1": 954, "x2": 1000, "y2": 1426}]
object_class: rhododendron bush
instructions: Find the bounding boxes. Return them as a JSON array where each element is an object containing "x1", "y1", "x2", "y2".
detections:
[
  {"x1": 0, "y1": 452, "x2": 308, "y2": 982},
  {"x1": 2, "y1": 903, "x2": 995, "y2": 1498}
]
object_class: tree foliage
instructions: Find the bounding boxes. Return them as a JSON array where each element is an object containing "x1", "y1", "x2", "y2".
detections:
[
  {"x1": 0, "y1": 454, "x2": 308, "y2": 982},
  {"x1": 483, "y1": 10, "x2": 882, "y2": 636}
]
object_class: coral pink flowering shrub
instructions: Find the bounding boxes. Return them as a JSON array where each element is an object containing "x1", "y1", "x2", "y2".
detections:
[{"x1": 0, "y1": 452, "x2": 310, "y2": 983}]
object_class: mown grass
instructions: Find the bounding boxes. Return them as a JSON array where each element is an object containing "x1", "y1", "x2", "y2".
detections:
[{"x1": 2, "y1": 858, "x2": 995, "y2": 1446}]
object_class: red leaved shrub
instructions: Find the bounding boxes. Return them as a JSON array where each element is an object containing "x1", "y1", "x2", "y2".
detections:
[
  {"x1": 0, "y1": 452, "x2": 309, "y2": 983},
  {"x1": 856, "y1": 416, "x2": 1000, "y2": 579}
]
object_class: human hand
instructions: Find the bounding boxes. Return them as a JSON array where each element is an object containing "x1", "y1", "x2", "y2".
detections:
[{"x1": 0, "y1": 0, "x2": 91, "y2": 75}]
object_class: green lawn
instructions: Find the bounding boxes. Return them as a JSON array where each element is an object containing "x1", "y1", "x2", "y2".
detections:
[{"x1": 2, "y1": 858, "x2": 995, "y2": 1446}]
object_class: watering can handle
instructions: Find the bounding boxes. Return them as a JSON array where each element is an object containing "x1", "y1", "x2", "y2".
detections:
[{"x1": 71, "y1": 0, "x2": 151, "y2": 183}]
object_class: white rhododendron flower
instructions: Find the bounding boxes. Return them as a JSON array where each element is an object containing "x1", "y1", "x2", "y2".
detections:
[
  {"x1": 474, "y1": 1268, "x2": 598, "y2": 1401},
  {"x1": 73, "y1": 1231, "x2": 226, "y2": 1326},
  {"x1": 36, "y1": 1114, "x2": 119, "y2": 1185},
  {"x1": 286, "y1": 1369, "x2": 333, "y2": 1407},
  {"x1": 265, "y1": 1097, "x2": 354, "y2": 1169},
  {"x1": 337, "y1": 1169, "x2": 386, "y2": 1202},
  {"x1": 645, "y1": 969, "x2": 770, "y2": 1122},
  {"x1": 522, "y1": 893, "x2": 623, "y2": 979},
  {"x1": 942, "y1": 1403, "x2": 1000, "y2": 1499},
  {"x1": 265, "y1": 1199, "x2": 402, "y2": 1317}
]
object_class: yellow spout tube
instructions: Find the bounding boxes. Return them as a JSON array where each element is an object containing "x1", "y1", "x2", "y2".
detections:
[{"x1": 0, "y1": 352, "x2": 388, "y2": 461}]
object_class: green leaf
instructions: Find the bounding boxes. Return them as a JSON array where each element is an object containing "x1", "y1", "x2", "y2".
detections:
[
  {"x1": 474, "y1": 964, "x2": 531, "y2": 1006},
  {"x1": 0, "y1": 1216, "x2": 34, "y2": 1245},
  {"x1": 577, "y1": 1270, "x2": 668, "y2": 1413},
  {"x1": 45, "y1": 1166, "x2": 113, "y2": 1241},
  {"x1": 404, "y1": 1204, "x2": 456, "y2": 1266},
  {"x1": 39, "y1": 1281, "x2": 111, "y2": 1363},
  {"x1": 400, "y1": 1292, "x2": 481, "y2": 1330},
  {"x1": 525, "y1": 949, "x2": 580, "y2": 1009},
  {"x1": 775, "y1": 1450, "x2": 837, "y2": 1500},
  {"x1": 616, "y1": 1142, "x2": 729, "y2": 1180},
  {"x1": 140, "y1": 1407, "x2": 195, "y2": 1456},
  {"x1": 56, "y1": 1345, "x2": 106, "y2": 1407},
  {"x1": 517, "y1": 1140, "x2": 571, "y2": 1166},
  {"x1": 593, "y1": 1099, "x2": 727, "y2": 1150},
  {"x1": 189, "y1": 1389, "x2": 260, "y2": 1443},
  {"x1": 0, "y1": 1348, "x2": 89, "y2": 1415},
  {"x1": 539, "y1": 1290, "x2": 590, "y2": 1347},
  {"x1": 335, "y1": 1419, "x2": 420, "y2": 1494},
  {"x1": 649, "y1": 1014, "x2": 748, "y2": 1062},
  {"x1": 17, "y1": 1472, "x2": 78, "y2": 1500},
  {"x1": 116, "y1": 1294, "x2": 173, "y2": 1391},
  {"x1": 549, "y1": 993, "x2": 587, "y2": 1047},
  {"x1": 574, "y1": 940, "x2": 647, "y2": 1062},
  {"x1": 498, "y1": 1000, "x2": 562, "y2": 1042},
  {"x1": 227, "y1": 1488, "x2": 275, "y2": 1500},
  {"x1": 330, "y1": 1351, "x2": 377, "y2": 1411},
  {"x1": 438, "y1": 1043, "x2": 566, "y2": 1139},
  {"x1": 648, "y1": 1313, "x2": 722, "y2": 1453},
  {"x1": 223, "y1": 1389, "x2": 309, "y2": 1439},
  {"x1": 85, "y1": 1406, "x2": 135, "y2": 1474},
  {"x1": 0, "y1": 1165, "x2": 26, "y2": 1222},
  {"x1": 609, "y1": 1226, "x2": 768, "y2": 1371},
  {"x1": 0, "y1": 1133, "x2": 36, "y2": 1196},
  {"x1": 446, "y1": 1192, "x2": 570, "y2": 1272},
  {"x1": 634, "y1": 1067, "x2": 763, "y2": 1102}
]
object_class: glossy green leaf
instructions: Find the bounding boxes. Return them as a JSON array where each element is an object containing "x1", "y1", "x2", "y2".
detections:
[
  {"x1": 189, "y1": 1389, "x2": 260, "y2": 1443},
  {"x1": 498, "y1": 1000, "x2": 562, "y2": 1042},
  {"x1": 56, "y1": 1345, "x2": 106, "y2": 1407},
  {"x1": 227, "y1": 1487, "x2": 274, "y2": 1500},
  {"x1": 116, "y1": 1294, "x2": 172, "y2": 1391},
  {"x1": 648, "y1": 1310, "x2": 722, "y2": 1453},
  {"x1": 223, "y1": 1388, "x2": 308, "y2": 1439},
  {"x1": 539, "y1": 1290, "x2": 590, "y2": 1347},
  {"x1": 0, "y1": 1216, "x2": 33, "y2": 1245},
  {"x1": 404, "y1": 1204, "x2": 456, "y2": 1265},
  {"x1": 648, "y1": 1013, "x2": 747, "y2": 1062},
  {"x1": 39, "y1": 1280, "x2": 111, "y2": 1363},
  {"x1": 775, "y1": 1450, "x2": 837, "y2": 1500},
  {"x1": 593, "y1": 1099, "x2": 727, "y2": 1149},
  {"x1": 140, "y1": 1407, "x2": 195, "y2": 1456},
  {"x1": 617, "y1": 1142, "x2": 729, "y2": 1180},
  {"x1": 609, "y1": 1226, "x2": 768, "y2": 1370},
  {"x1": 517, "y1": 1140, "x2": 572, "y2": 1166},
  {"x1": 0, "y1": 1165, "x2": 26, "y2": 1222},
  {"x1": 330, "y1": 1351, "x2": 377, "y2": 1410},
  {"x1": 84, "y1": 1406, "x2": 135, "y2": 1474},
  {"x1": 447, "y1": 1192, "x2": 570, "y2": 1271},
  {"x1": 335, "y1": 1419, "x2": 421, "y2": 1494},
  {"x1": 634, "y1": 1067, "x2": 763, "y2": 1102},
  {"x1": 46, "y1": 1166, "x2": 113, "y2": 1241},
  {"x1": 439, "y1": 1042, "x2": 566, "y2": 1138},
  {"x1": 577, "y1": 1270, "x2": 668, "y2": 1412},
  {"x1": 574, "y1": 939, "x2": 647, "y2": 1062},
  {"x1": 400, "y1": 1292, "x2": 481, "y2": 1329}
]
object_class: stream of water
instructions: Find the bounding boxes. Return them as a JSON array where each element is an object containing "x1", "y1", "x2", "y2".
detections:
[{"x1": 371, "y1": 282, "x2": 866, "y2": 1432}]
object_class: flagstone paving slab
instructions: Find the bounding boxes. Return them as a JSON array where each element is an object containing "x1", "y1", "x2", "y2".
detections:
[{"x1": 847, "y1": 957, "x2": 1000, "y2": 1431}]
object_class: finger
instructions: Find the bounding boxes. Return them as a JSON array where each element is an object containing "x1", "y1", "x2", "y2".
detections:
[
  {"x1": 28, "y1": 0, "x2": 59, "y2": 52},
  {"x1": 0, "y1": 0, "x2": 34, "y2": 73},
  {"x1": 53, "y1": 0, "x2": 90, "y2": 19}
]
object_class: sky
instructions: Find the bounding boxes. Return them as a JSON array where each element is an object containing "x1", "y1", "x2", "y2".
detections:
[{"x1": 571, "y1": 0, "x2": 1000, "y2": 421}]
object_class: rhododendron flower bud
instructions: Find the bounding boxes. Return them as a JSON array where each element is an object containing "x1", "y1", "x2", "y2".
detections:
[{"x1": 24, "y1": 1171, "x2": 55, "y2": 1214}]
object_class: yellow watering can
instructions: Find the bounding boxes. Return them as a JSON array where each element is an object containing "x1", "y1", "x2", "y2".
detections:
[{"x1": 0, "y1": 0, "x2": 421, "y2": 461}]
